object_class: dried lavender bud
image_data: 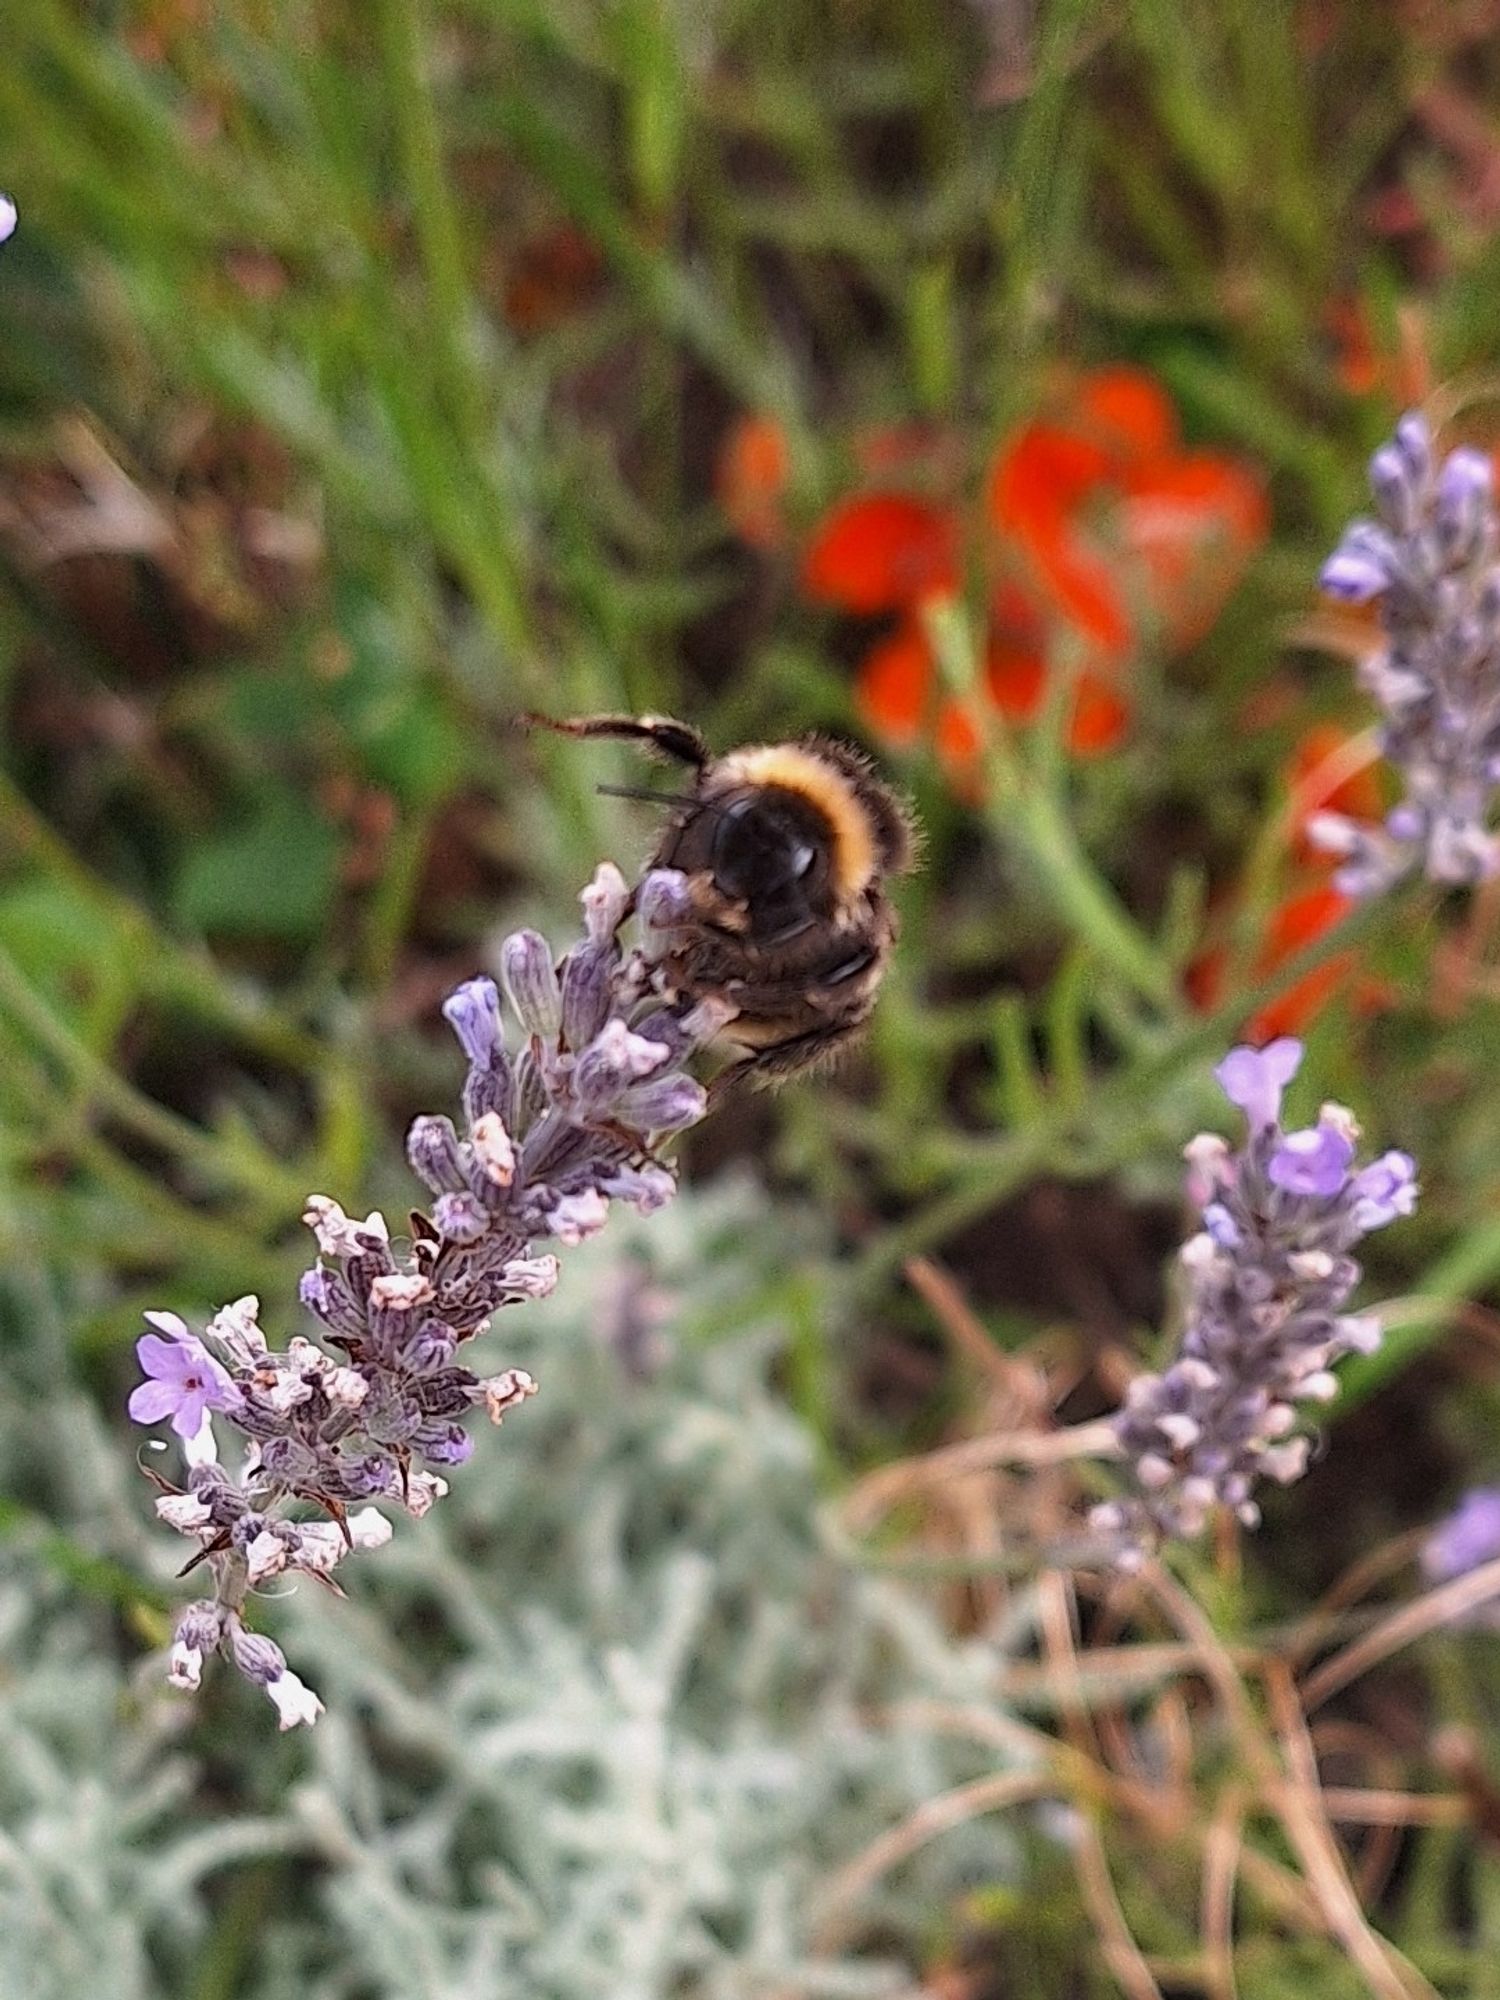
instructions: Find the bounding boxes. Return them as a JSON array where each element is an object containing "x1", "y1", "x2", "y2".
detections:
[
  {"x1": 561, "y1": 942, "x2": 617, "y2": 1051},
  {"x1": 406, "y1": 1115, "x2": 467, "y2": 1194},
  {"x1": 128, "y1": 859, "x2": 722, "y2": 1722},
  {"x1": 228, "y1": 1626, "x2": 288, "y2": 1687},
  {"x1": 1314, "y1": 412, "x2": 1500, "y2": 891},
  {"x1": 501, "y1": 929, "x2": 563, "y2": 1038},
  {"x1": 579, "y1": 860, "x2": 631, "y2": 942},
  {"x1": 618, "y1": 1073, "x2": 708, "y2": 1132},
  {"x1": 637, "y1": 867, "x2": 693, "y2": 948},
  {"x1": 1091, "y1": 1038, "x2": 1417, "y2": 1567}
]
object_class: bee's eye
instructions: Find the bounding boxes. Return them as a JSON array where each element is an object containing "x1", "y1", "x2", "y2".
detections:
[{"x1": 711, "y1": 794, "x2": 827, "y2": 905}]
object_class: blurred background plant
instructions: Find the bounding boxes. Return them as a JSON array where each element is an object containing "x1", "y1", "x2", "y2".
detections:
[{"x1": 10, "y1": 0, "x2": 1500, "y2": 1992}]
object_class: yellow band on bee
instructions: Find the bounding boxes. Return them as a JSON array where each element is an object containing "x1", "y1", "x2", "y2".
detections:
[{"x1": 715, "y1": 745, "x2": 877, "y2": 901}]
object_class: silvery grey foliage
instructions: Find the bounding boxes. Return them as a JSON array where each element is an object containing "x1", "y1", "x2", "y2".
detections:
[
  {"x1": 3, "y1": 1189, "x2": 1018, "y2": 2000},
  {"x1": 128, "y1": 863, "x2": 729, "y2": 1723},
  {"x1": 1092, "y1": 1038, "x2": 1417, "y2": 1565},
  {"x1": 1315, "y1": 411, "x2": 1500, "y2": 891}
]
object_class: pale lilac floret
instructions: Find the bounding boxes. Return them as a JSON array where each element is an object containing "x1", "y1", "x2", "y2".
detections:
[
  {"x1": 1320, "y1": 547, "x2": 1389, "y2": 604},
  {"x1": 127, "y1": 1314, "x2": 240, "y2": 1439},
  {"x1": 1092, "y1": 1039, "x2": 1419, "y2": 1563},
  {"x1": 1348, "y1": 1150, "x2": 1419, "y2": 1230},
  {"x1": 0, "y1": 198, "x2": 15, "y2": 247},
  {"x1": 1268, "y1": 1121, "x2": 1355, "y2": 1197},
  {"x1": 1422, "y1": 1489, "x2": 1500, "y2": 1584},
  {"x1": 1214, "y1": 1037, "x2": 1302, "y2": 1129}
]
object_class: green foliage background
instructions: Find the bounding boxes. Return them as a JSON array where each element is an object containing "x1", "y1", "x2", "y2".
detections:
[{"x1": 6, "y1": 1, "x2": 1500, "y2": 1992}]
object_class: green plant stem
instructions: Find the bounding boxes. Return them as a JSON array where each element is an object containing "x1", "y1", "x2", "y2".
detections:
[
  {"x1": 1343, "y1": 1214, "x2": 1500, "y2": 1411},
  {"x1": 1009, "y1": 781, "x2": 1180, "y2": 1011},
  {"x1": 376, "y1": 0, "x2": 482, "y2": 438},
  {"x1": 925, "y1": 598, "x2": 1177, "y2": 1013},
  {"x1": 0, "y1": 943, "x2": 309, "y2": 1211},
  {"x1": 0, "y1": 770, "x2": 323, "y2": 1072}
]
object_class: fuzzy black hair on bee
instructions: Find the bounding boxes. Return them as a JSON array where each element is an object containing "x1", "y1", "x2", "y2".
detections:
[{"x1": 523, "y1": 712, "x2": 917, "y2": 1090}]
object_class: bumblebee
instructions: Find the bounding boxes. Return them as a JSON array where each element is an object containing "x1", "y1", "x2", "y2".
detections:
[{"x1": 526, "y1": 712, "x2": 917, "y2": 1088}]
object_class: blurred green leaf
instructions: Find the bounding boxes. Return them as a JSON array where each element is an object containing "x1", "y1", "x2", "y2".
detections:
[{"x1": 173, "y1": 785, "x2": 340, "y2": 941}]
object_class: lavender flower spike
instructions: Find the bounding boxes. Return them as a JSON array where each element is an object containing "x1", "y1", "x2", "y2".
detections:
[
  {"x1": 1092, "y1": 1038, "x2": 1418, "y2": 1566},
  {"x1": 1313, "y1": 411, "x2": 1500, "y2": 893},
  {"x1": 130, "y1": 860, "x2": 722, "y2": 1718}
]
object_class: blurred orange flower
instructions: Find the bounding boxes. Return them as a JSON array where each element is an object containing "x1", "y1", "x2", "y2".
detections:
[
  {"x1": 988, "y1": 365, "x2": 1269, "y2": 658},
  {"x1": 802, "y1": 492, "x2": 960, "y2": 611},
  {"x1": 1324, "y1": 297, "x2": 1382, "y2": 398},
  {"x1": 1321, "y1": 294, "x2": 1433, "y2": 407},
  {"x1": 715, "y1": 414, "x2": 792, "y2": 551},
  {"x1": 1190, "y1": 883, "x2": 1358, "y2": 1045},
  {"x1": 787, "y1": 365, "x2": 1265, "y2": 783}
]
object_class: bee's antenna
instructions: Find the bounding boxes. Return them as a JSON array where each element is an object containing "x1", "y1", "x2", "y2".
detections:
[{"x1": 595, "y1": 783, "x2": 727, "y2": 818}]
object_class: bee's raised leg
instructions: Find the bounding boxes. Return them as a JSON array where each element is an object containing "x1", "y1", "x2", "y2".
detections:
[
  {"x1": 520, "y1": 712, "x2": 709, "y2": 769},
  {"x1": 707, "y1": 1020, "x2": 868, "y2": 1103}
]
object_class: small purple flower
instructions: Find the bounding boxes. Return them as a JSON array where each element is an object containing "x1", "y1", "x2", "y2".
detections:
[
  {"x1": 1320, "y1": 548, "x2": 1390, "y2": 603},
  {"x1": 442, "y1": 977, "x2": 503, "y2": 1066},
  {"x1": 1214, "y1": 1038, "x2": 1302, "y2": 1129},
  {"x1": 1434, "y1": 448, "x2": 1494, "y2": 557},
  {"x1": 127, "y1": 1313, "x2": 240, "y2": 1440},
  {"x1": 421, "y1": 1426, "x2": 474, "y2": 1466},
  {"x1": 1201, "y1": 1202, "x2": 1241, "y2": 1250},
  {"x1": 1347, "y1": 1150, "x2": 1419, "y2": 1230},
  {"x1": 0, "y1": 197, "x2": 15, "y2": 247},
  {"x1": 1268, "y1": 1121, "x2": 1355, "y2": 1198},
  {"x1": 1422, "y1": 1489, "x2": 1500, "y2": 1585},
  {"x1": 432, "y1": 1189, "x2": 488, "y2": 1242}
]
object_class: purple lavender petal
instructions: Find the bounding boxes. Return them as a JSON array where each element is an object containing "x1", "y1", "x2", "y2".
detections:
[
  {"x1": 1214, "y1": 1038, "x2": 1302, "y2": 1129},
  {"x1": 136, "y1": 1332, "x2": 199, "y2": 1383},
  {"x1": 128, "y1": 1379, "x2": 181, "y2": 1425},
  {"x1": 1423, "y1": 1489, "x2": 1500, "y2": 1583},
  {"x1": 1347, "y1": 1149, "x2": 1418, "y2": 1229},
  {"x1": 1268, "y1": 1123, "x2": 1355, "y2": 1198},
  {"x1": 442, "y1": 978, "x2": 503, "y2": 1066}
]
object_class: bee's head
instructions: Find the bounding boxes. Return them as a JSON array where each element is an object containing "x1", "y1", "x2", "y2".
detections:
[{"x1": 670, "y1": 740, "x2": 914, "y2": 945}]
